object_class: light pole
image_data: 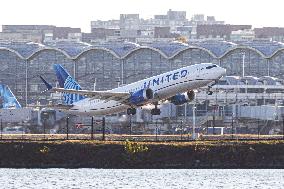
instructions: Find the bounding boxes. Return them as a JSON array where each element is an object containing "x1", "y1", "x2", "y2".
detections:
[
  {"x1": 91, "y1": 116, "x2": 94, "y2": 140},
  {"x1": 242, "y1": 52, "x2": 245, "y2": 78},
  {"x1": 231, "y1": 113, "x2": 234, "y2": 140},
  {"x1": 282, "y1": 115, "x2": 284, "y2": 140},
  {"x1": 25, "y1": 60, "x2": 28, "y2": 106},
  {"x1": 192, "y1": 104, "x2": 196, "y2": 140},
  {"x1": 257, "y1": 119, "x2": 260, "y2": 140},
  {"x1": 213, "y1": 105, "x2": 216, "y2": 135},
  {"x1": 66, "y1": 116, "x2": 69, "y2": 140},
  {"x1": 129, "y1": 114, "x2": 132, "y2": 136},
  {"x1": 184, "y1": 103, "x2": 187, "y2": 122},
  {"x1": 180, "y1": 120, "x2": 183, "y2": 140},
  {"x1": 102, "y1": 117, "x2": 106, "y2": 141},
  {"x1": 155, "y1": 120, "x2": 158, "y2": 141}
]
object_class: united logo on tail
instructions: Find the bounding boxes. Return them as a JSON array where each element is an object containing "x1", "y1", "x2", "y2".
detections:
[{"x1": 53, "y1": 64, "x2": 84, "y2": 105}]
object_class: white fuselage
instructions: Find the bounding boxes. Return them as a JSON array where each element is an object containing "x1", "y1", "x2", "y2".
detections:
[{"x1": 66, "y1": 63, "x2": 226, "y2": 116}]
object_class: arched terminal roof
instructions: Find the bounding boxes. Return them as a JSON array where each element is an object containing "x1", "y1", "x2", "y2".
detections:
[
  {"x1": 45, "y1": 40, "x2": 91, "y2": 57},
  {"x1": 236, "y1": 40, "x2": 284, "y2": 57},
  {"x1": 0, "y1": 40, "x2": 284, "y2": 60},
  {"x1": 95, "y1": 41, "x2": 140, "y2": 57},
  {"x1": 190, "y1": 40, "x2": 236, "y2": 57},
  {"x1": 148, "y1": 41, "x2": 188, "y2": 57},
  {"x1": 0, "y1": 41, "x2": 46, "y2": 58}
]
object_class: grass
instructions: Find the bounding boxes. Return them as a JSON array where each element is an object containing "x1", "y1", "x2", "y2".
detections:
[
  {"x1": 0, "y1": 137, "x2": 283, "y2": 168},
  {"x1": 0, "y1": 138, "x2": 283, "y2": 147},
  {"x1": 0, "y1": 133, "x2": 283, "y2": 140}
]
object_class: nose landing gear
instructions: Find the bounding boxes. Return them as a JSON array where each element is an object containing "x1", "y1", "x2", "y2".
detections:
[
  {"x1": 151, "y1": 104, "x2": 161, "y2": 115},
  {"x1": 207, "y1": 80, "x2": 218, "y2": 95},
  {"x1": 207, "y1": 86, "x2": 213, "y2": 95}
]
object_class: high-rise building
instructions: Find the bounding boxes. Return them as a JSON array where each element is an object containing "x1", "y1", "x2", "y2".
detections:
[
  {"x1": 91, "y1": 20, "x2": 120, "y2": 30},
  {"x1": 192, "y1": 14, "x2": 205, "y2": 22},
  {"x1": 167, "y1": 9, "x2": 186, "y2": 20},
  {"x1": 230, "y1": 29, "x2": 255, "y2": 41},
  {"x1": 52, "y1": 27, "x2": 81, "y2": 40},
  {"x1": 89, "y1": 10, "x2": 225, "y2": 43},
  {"x1": 154, "y1": 27, "x2": 171, "y2": 38},
  {"x1": 120, "y1": 14, "x2": 140, "y2": 30},
  {"x1": 1, "y1": 25, "x2": 81, "y2": 42},
  {"x1": 254, "y1": 27, "x2": 284, "y2": 42},
  {"x1": 196, "y1": 24, "x2": 252, "y2": 40}
]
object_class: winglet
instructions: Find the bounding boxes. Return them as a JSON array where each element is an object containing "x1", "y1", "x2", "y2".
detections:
[{"x1": 39, "y1": 76, "x2": 53, "y2": 90}]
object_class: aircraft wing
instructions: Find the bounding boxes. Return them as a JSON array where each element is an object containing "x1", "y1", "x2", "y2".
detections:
[{"x1": 50, "y1": 88, "x2": 130, "y2": 102}]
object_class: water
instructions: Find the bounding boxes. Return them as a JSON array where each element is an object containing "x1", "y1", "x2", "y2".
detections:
[{"x1": 0, "y1": 169, "x2": 283, "y2": 189}]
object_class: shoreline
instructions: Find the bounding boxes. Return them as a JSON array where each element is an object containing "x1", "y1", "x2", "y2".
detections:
[{"x1": 0, "y1": 140, "x2": 283, "y2": 168}]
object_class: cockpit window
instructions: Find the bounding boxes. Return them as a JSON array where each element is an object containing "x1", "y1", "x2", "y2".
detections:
[{"x1": 206, "y1": 65, "x2": 217, "y2": 69}]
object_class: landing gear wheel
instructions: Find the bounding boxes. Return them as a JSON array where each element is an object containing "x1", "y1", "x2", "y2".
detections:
[
  {"x1": 151, "y1": 104, "x2": 161, "y2": 115},
  {"x1": 127, "y1": 108, "x2": 136, "y2": 115},
  {"x1": 151, "y1": 108, "x2": 161, "y2": 115},
  {"x1": 207, "y1": 91, "x2": 213, "y2": 95},
  {"x1": 207, "y1": 86, "x2": 213, "y2": 95}
]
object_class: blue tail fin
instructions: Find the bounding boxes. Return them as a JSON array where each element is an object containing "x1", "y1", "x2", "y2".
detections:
[
  {"x1": 53, "y1": 64, "x2": 84, "y2": 104},
  {"x1": 0, "y1": 84, "x2": 21, "y2": 109}
]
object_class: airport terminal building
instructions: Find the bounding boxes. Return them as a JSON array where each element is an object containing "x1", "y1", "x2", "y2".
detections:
[
  {"x1": 1, "y1": 39, "x2": 284, "y2": 132},
  {"x1": 0, "y1": 40, "x2": 283, "y2": 103}
]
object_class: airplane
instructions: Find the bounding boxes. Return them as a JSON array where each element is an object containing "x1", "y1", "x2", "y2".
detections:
[
  {"x1": 0, "y1": 84, "x2": 21, "y2": 109},
  {"x1": 40, "y1": 63, "x2": 226, "y2": 116}
]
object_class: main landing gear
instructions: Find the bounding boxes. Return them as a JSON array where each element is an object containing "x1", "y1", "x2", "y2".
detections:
[
  {"x1": 127, "y1": 107, "x2": 136, "y2": 115},
  {"x1": 127, "y1": 104, "x2": 161, "y2": 116},
  {"x1": 151, "y1": 104, "x2": 161, "y2": 115},
  {"x1": 207, "y1": 80, "x2": 217, "y2": 95},
  {"x1": 207, "y1": 86, "x2": 213, "y2": 95}
]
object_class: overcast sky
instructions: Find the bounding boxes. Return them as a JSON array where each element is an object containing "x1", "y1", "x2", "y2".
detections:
[{"x1": 0, "y1": 0, "x2": 283, "y2": 32}]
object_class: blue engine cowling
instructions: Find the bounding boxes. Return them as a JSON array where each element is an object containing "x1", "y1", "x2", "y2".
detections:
[
  {"x1": 169, "y1": 90, "x2": 195, "y2": 106},
  {"x1": 129, "y1": 88, "x2": 154, "y2": 105}
]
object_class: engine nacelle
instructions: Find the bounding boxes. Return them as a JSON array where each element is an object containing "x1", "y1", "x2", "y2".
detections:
[
  {"x1": 129, "y1": 88, "x2": 154, "y2": 105},
  {"x1": 169, "y1": 90, "x2": 195, "y2": 106}
]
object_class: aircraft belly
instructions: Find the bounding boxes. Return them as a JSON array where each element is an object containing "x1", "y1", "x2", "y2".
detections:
[
  {"x1": 61, "y1": 100, "x2": 128, "y2": 116},
  {"x1": 90, "y1": 104, "x2": 128, "y2": 116},
  {"x1": 155, "y1": 79, "x2": 211, "y2": 100},
  {"x1": 93, "y1": 101, "x2": 128, "y2": 115}
]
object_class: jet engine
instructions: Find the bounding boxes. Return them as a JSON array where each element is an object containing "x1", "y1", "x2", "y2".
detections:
[
  {"x1": 129, "y1": 88, "x2": 154, "y2": 105},
  {"x1": 169, "y1": 90, "x2": 195, "y2": 106}
]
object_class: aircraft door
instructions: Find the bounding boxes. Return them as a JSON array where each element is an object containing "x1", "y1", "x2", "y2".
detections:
[{"x1": 196, "y1": 67, "x2": 200, "y2": 78}]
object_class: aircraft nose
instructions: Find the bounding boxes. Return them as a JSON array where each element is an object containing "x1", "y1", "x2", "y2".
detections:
[
  {"x1": 216, "y1": 67, "x2": 226, "y2": 78},
  {"x1": 220, "y1": 67, "x2": 226, "y2": 76}
]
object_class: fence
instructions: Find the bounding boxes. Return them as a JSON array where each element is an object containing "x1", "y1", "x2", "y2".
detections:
[{"x1": 0, "y1": 116, "x2": 283, "y2": 141}]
